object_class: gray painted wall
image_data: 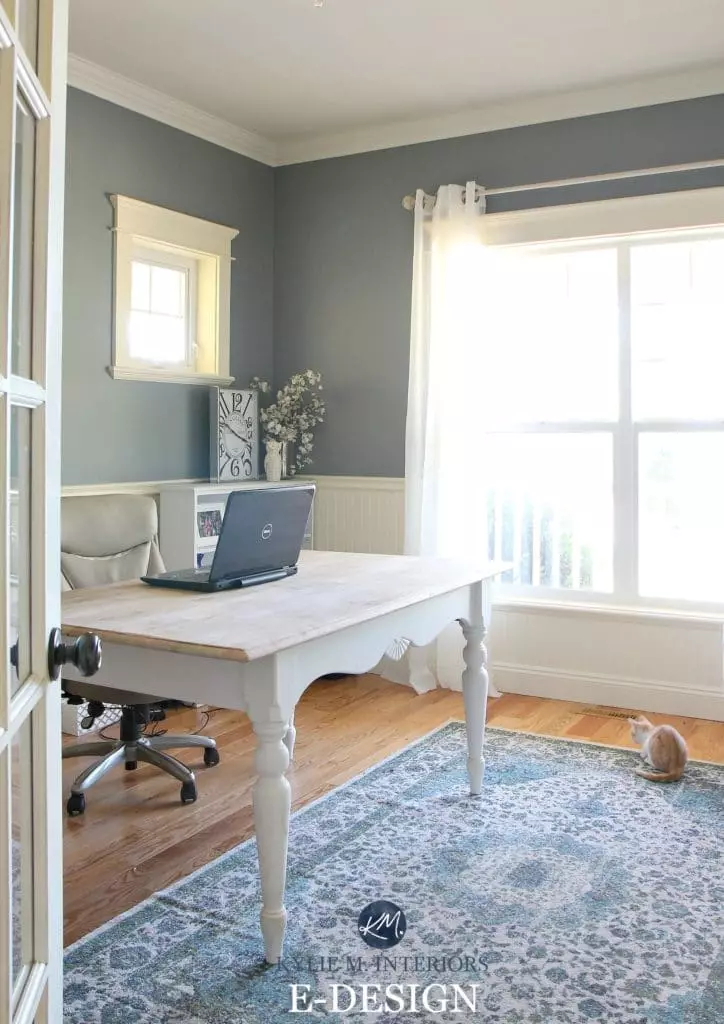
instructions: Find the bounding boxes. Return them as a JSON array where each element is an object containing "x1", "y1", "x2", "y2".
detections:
[
  {"x1": 63, "y1": 89, "x2": 724, "y2": 484},
  {"x1": 274, "y1": 95, "x2": 724, "y2": 478},
  {"x1": 62, "y1": 88, "x2": 274, "y2": 485}
]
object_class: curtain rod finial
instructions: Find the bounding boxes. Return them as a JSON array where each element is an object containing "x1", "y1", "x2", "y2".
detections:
[{"x1": 402, "y1": 195, "x2": 416, "y2": 211}]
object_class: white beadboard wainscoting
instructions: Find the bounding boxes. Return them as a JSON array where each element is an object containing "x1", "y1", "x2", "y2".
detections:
[
  {"x1": 308, "y1": 475, "x2": 405, "y2": 554},
  {"x1": 60, "y1": 475, "x2": 406, "y2": 553},
  {"x1": 61, "y1": 475, "x2": 724, "y2": 720}
]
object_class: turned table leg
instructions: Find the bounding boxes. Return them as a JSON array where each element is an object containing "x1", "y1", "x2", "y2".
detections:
[
  {"x1": 461, "y1": 583, "x2": 489, "y2": 796},
  {"x1": 251, "y1": 719, "x2": 291, "y2": 962},
  {"x1": 283, "y1": 709, "x2": 296, "y2": 762}
]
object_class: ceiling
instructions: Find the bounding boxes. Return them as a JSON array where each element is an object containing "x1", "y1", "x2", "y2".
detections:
[{"x1": 68, "y1": 0, "x2": 724, "y2": 164}]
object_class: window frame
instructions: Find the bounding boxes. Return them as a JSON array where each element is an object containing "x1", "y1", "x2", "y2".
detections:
[
  {"x1": 109, "y1": 194, "x2": 238, "y2": 386},
  {"x1": 483, "y1": 185, "x2": 724, "y2": 614}
]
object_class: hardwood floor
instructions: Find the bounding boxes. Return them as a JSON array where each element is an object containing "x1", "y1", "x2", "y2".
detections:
[{"x1": 63, "y1": 676, "x2": 724, "y2": 946}]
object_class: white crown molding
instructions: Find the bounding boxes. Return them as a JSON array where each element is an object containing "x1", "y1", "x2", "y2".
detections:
[
  {"x1": 68, "y1": 54, "x2": 724, "y2": 168},
  {"x1": 67, "y1": 54, "x2": 279, "y2": 166},
  {"x1": 276, "y1": 63, "x2": 724, "y2": 166}
]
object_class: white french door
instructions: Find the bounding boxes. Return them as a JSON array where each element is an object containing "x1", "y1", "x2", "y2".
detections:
[{"x1": 0, "y1": 0, "x2": 68, "y2": 1021}]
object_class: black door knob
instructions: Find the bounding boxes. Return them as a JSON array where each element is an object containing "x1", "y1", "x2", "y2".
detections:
[{"x1": 47, "y1": 628, "x2": 102, "y2": 680}]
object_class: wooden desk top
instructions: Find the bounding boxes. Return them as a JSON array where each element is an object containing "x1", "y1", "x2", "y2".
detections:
[{"x1": 61, "y1": 550, "x2": 506, "y2": 663}]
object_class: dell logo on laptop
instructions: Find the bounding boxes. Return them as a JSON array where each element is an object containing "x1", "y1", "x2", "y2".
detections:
[{"x1": 261, "y1": 523, "x2": 273, "y2": 540}]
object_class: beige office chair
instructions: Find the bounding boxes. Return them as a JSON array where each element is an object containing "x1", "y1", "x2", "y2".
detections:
[{"x1": 61, "y1": 494, "x2": 219, "y2": 816}]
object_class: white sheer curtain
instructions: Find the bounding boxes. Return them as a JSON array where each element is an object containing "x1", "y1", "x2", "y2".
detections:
[
  {"x1": 402, "y1": 181, "x2": 498, "y2": 692},
  {"x1": 405, "y1": 181, "x2": 488, "y2": 558}
]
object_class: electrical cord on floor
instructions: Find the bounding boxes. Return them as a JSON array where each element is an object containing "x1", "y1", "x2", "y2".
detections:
[
  {"x1": 89, "y1": 705, "x2": 124, "y2": 741},
  {"x1": 193, "y1": 709, "x2": 210, "y2": 734},
  {"x1": 148, "y1": 705, "x2": 223, "y2": 737},
  {"x1": 96, "y1": 708, "x2": 163, "y2": 740},
  {"x1": 94, "y1": 704, "x2": 222, "y2": 740},
  {"x1": 192, "y1": 706, "x2": 224, "y2": 734}
]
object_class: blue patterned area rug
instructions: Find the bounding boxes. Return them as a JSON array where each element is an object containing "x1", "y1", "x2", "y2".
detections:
[{"x1": 64, "y1": 724, "x2": 724, "y2": 1023}]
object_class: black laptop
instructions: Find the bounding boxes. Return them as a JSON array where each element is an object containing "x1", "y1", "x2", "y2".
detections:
[{"x1": 142, "y1": 484, "x2": 315, "y2": 593}]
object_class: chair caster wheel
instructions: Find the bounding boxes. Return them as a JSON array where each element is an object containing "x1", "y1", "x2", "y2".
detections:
[
  {"x1": 203, "y1": 747, "x2": 220, "y2": 767},
  {"x1": 180, "y1": 781, "x2": 197, "y2": 804},
  {"x1": 67, "y1": 793, "x2": 86, "y2": 817}
]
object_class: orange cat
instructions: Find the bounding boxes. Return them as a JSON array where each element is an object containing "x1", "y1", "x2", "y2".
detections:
[{"x1": 628, "y1": 715, "x2": 688, "y2": 783}]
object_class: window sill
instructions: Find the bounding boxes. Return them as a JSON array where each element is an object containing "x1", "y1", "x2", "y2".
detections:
[
  {"x1": 493, "y1": 594, "x2": 724, "y2": 627},
  {"x1": 107, "y1": 366, "x2": 235, "y2": 387}
]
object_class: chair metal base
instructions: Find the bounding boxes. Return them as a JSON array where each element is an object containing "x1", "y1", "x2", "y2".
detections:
[{"x1": 62, "y1": 733, "x2": 219, "y2": 814}]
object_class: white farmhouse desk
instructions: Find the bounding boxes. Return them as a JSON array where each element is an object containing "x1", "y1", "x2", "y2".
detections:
[{"x1": 61, "y1": 551, "x2": 506, "y2": 963}]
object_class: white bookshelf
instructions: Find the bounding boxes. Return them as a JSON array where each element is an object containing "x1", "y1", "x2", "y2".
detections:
[{"x1": 158, "y1": 480, "x2": 314, "y2": 570}]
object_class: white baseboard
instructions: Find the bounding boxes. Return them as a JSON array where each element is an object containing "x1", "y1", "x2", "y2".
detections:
[{"x1": 494, "y1": 663, "x2": 724, "y2": 721}]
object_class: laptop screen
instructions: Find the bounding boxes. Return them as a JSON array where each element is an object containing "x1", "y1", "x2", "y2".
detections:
[{"x1": 209, "y1": 485, "x2": 315, "y2": 583}]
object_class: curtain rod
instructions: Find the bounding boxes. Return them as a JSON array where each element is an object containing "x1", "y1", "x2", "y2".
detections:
[{"x1": 401, "y1": 157, "x2": 724, "y2": 210}]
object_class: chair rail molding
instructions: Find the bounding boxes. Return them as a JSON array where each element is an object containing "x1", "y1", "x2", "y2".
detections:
[{"x1": 61, "y1": 478, "x2": 208, "y2": 498}]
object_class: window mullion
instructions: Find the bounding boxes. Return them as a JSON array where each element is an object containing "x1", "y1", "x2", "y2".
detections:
[{"x1": 613, "y1": 242, "x2": 637, "y2": 602}]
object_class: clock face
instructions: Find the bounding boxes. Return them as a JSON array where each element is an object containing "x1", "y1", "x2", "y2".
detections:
[
  {"x1": 222, "y1": 411, "x2": 249, "y2": 458},
  {"x1": 216, "y1": 389, "x2": 258, "y2": 480}
]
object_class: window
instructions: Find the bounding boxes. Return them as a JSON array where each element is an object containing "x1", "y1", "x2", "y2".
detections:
[
  {"x1": 110, "y1": 195, "x2": 238, "y2": 385},
  {"x1": 482, "y1": 186, "x2": 724, "y2": 609},
  {"x1": 129, "y1": 248, "x2": 193, "y2": 366}
]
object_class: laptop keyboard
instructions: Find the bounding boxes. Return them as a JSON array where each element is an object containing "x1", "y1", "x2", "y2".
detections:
[{"x1": 167, "y1": 568, "x2": 210, "y2": 581}]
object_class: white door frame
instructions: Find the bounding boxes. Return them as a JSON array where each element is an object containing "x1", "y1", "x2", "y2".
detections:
[{"x1": 0, "y1": 0, "x2": 68, "y2": 1021}]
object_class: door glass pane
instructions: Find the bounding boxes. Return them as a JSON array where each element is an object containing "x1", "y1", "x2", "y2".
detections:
[
  {"x1": 12, "y1": 95, "x2": 36, "y2": 380},
  {"x1": 486, "y1": 433, "x2": 613, "y2": 591},
  {"x1": 10, "y1": 405, "x2": 31, "y2": 692},
  {"x1": 17, "y1": 0, "x2": 40, "y2": 68},
  {"x1": 11, "y1": 716, "x2": 35, "y2": 999},
  {"x1": 639, "y1": 433, "x2": 724, "y2": 601}
]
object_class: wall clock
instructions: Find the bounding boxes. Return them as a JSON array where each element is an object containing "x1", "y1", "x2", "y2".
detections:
[{"x1": 210, "y1": 387, "x2": 259, "y2": 481}]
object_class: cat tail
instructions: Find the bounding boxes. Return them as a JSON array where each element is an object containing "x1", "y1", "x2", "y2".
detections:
[{"x1": 635, "y1": 768, "x2": 684, "y2": 783}]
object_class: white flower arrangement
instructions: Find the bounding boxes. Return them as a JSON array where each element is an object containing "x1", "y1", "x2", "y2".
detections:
[{"x1": 249, "y1": 370, "x2": 325, "y2": 475}]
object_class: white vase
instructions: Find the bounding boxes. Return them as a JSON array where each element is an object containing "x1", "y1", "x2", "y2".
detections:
[{"x1": 264, "y1": 440, "x2": 282, "y2": 482}]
